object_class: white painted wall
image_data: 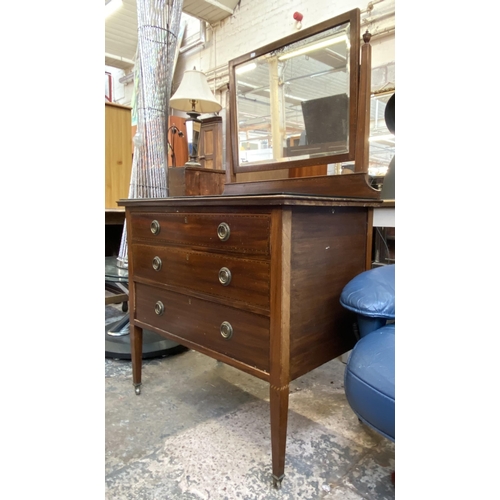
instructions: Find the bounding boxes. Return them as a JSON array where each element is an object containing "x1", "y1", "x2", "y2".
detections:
[
  {"x1": 107, "y1": 0, "x2": 395, "y2": 152},
  {"x1": 176, "y1": 0, "x2": 395, "y2": 95}
]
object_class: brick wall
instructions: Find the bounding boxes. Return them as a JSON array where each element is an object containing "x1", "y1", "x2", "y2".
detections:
[
  {"x1": 177, "y1": 0, "x2": 395, "y2": 95},
  {"x1": 109, "y1": 1, "x2": 395, "y2": 108}
]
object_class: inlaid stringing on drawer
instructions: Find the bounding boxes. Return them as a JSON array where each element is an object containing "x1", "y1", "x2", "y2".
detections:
[
  {"x1": 129, "y1": 212, "x2": 271, "y2": 255},
  {"x1": 131, "y1": 244, "x2": 270, "y2": 309},
  {"x1": 134, "y1": 283, "x2": 270, "y2": 372}
]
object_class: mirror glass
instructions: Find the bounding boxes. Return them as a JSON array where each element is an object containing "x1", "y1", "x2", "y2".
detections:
[
  {"x1": 368, "y1": 93, "x2": 395, "y2": 186},
  {"x1": 233, "y1": 19, "x2": 356, "y2": 171}
]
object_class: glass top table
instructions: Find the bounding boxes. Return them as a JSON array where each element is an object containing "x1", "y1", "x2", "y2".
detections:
[
  {"x1": 105, "y1": 256, "x2": 128, "y2": 283},
  {"x1": 105, "y1": 256, "x2": 185, "y2": 360}
]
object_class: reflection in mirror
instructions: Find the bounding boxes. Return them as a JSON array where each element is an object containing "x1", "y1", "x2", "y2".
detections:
[
  {"x1": 340, "y1": 92, "x2": 395, "y2": 184},
  {"x1": 368, "y1": 93, "x2": 395, "y2": 187},
  {"x1": 234, "y1": 21, "x2": 352, "y2": 170}
]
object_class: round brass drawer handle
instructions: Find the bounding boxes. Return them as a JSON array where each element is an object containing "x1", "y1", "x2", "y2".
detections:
[
  {"x1": 218, "y1": 267, "x2": 232, "y2": 286},
  {"x1": 217, "y1": 222, "x2": 230, "y2": 241},
  {"x1": 220, "y1": 321, "x2": 233, "y2": 340},
  {"x1": 150, "y1": 220, "x2": 161, "y2": 235},
  {"x1": 154, "y1": 301, "x2": 164, "y2": 316},
  {"x1": 152, "y1": 256, "x2": 162, "y2": 271}
]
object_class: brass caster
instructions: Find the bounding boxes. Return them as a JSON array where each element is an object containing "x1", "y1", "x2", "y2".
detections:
[
  {"x1": 134, "y1": 384, "x2": 141, "y2": 395},
  {"x1": 272, "y1": 474, "x2": 284, "y2": 489}
]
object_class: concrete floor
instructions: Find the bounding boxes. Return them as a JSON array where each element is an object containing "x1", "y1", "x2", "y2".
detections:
[{"x1": 105, "y1": 305, "x2": 395, "y2": 499}]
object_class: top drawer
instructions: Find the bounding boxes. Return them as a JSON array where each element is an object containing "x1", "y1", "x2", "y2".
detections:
[{"x1": 129, "y1": 212, "x2": 271, "y2": 255}]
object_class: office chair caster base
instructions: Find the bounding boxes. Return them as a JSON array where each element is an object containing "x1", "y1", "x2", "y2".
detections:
[{"x1": 106, "y1": 318, "x2": 187, "y2": 360}]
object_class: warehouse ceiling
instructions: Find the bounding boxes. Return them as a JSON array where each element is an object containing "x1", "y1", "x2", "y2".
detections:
[{"x1": 105, "y1": 0, "x2": 239, "y2": 69}]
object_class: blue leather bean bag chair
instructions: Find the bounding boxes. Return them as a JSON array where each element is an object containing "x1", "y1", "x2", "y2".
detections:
[
  {"x1": 344, "y1": 323, "x2": 395, "y2": 441},
  {"x1": 340, "y1": 264, "x2": 395, "y2": 338}
]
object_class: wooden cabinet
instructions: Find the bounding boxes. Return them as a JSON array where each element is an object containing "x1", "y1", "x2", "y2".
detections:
[
  {"x1": 167, "y1": 115, "x2": 225, "y2": 196},
  {"x1": 167, "y1": 166, "x2": 226, "y2": 196},
  {"x1": 198, "y1": 116, "x2": 223, "y2": 170},
  {"x1": 105, "y1": 102, "x2": 132, "y2": 209},
  {"x1": 120, "y1": 194, "x2": 380, "y2": 486}
]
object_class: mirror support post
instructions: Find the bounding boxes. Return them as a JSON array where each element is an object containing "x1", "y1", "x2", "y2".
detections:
[
  {"x1": 225, "y1": 85, "x2": 236, "y2": 184},
  {"x1": 354, "y1": 31, "x2": 372, "y2": 172},
  {"x1": 269, "y1": 58, "x2": 285, "y2": 162}
]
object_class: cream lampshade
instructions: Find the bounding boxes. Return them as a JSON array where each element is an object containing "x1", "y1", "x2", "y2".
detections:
[
  {"x1": 170, "y1": 69, "x2": 222, "y2": 166},
  {"x1": 170, "y1": 69, "x2": 222, "y2": 113}
]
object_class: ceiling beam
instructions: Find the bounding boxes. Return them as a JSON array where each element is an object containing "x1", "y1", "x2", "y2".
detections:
[
  {"x1": 203, "y1": 0, "x2": 234, "y2": 15},
  {"x1": 105, "y1": 52, "x2": 135, "y2": 66}
]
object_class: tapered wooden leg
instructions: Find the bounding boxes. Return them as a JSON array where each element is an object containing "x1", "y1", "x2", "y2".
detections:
[
  {"x1": 268, "y1": 208, "x2": 292, "y2": 488},
  {"x1": 130, "y1": 324, "x2": 143, "y2": 395},
  {"x1": 270, "y1": 383, "x2": 289, "y2": 488}
]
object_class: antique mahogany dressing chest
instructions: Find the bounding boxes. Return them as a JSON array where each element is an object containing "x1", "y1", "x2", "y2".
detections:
[
  {"x1": 119, "y1": 8, "x2": 385, "y2": 487},
  {"x1": 119, "y1": 194, "x2": 380, "y2": 486}
]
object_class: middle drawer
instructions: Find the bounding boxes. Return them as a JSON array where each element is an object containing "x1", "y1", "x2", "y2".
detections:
[{"x1": 131, "y1": 243, "x2": 271, "y2": 310}]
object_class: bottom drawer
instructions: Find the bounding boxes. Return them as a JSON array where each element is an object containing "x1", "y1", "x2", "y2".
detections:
[{"x1": 134, "y1": 283, "x2": 270, "y2": 372}]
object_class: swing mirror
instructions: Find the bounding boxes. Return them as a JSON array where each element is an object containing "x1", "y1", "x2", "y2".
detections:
[{"x1": 229, "y1": 9, "x2": 360, "y2": 174}]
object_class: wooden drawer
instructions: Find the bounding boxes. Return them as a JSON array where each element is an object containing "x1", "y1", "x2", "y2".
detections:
[
  {"x1": 129, "y1": 212, "x2": 271, "y2": 255},
  {"x1": 132, "y1": 244, "x2": 270, "y2": 309},
  {"x1": 134, "y1": 283, "x2": 270, "y2": 372}
]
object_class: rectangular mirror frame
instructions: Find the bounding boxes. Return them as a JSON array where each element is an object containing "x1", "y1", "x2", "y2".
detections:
[{"x1": 228, "y1": 9, "x2": 361, "y2": 175}]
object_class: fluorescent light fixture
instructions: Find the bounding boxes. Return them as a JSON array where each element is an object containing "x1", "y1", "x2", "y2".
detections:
[
  {"x1": 260, "y1": 88, "x2": 305, "y2": 102},
  {"x1": 310, "y1": 69, "x2": 336, "y2": 79},
  {"x1": 238, "y1": 81, "x2": 259, "y2": 89},
  {"x1": 105, "y1": 0, "x2": 123, "y2": 19},
  {"x1": 278, "y1": 34, "x2": 346, "y2": 61},
  {"x1": 284, "y1": 93, "x2": 306, "y2": 102},
  {"x1": 236, "y1": 62, "x2": 257, "y2": 75}
]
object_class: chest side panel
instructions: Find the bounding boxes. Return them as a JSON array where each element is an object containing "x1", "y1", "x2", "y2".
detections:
[{"x1": 288, "y1": 206, "x2": 367, "y2": 379}]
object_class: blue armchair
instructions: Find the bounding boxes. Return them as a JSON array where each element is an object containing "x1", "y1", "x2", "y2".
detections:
[
  {"x1": 340, "y1": 264, "x2": 395, "y2": 338},
  {"x1": 340, "y1": 265, "x2": 395, "y2": 442},
  {"x1": 344, "y1": 323, "x2": 395, "y2": 441}
]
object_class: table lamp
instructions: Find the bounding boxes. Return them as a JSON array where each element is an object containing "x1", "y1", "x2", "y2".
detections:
[{"x1": 169, "y1": 68, "x2": 222, "y2": 166}]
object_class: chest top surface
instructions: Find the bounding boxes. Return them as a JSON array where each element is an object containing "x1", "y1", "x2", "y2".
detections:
[{"x1": 118, "y1": 193, "x2": 392, "y2": 210}]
